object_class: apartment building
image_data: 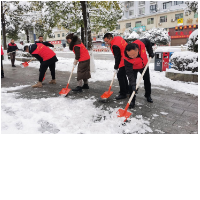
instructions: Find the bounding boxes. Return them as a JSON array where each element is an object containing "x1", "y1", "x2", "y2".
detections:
[
  {"x1": 46, "y1": 27, "x2": 69, "y2": 47},
  {"x1": 117, "y1": 1, "x2": 198, "y2": 45}
]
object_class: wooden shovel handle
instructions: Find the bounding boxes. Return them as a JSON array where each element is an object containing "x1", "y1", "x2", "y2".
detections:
[{"x1": 67, "y1": 65, "x2": 76, "y2": 85}]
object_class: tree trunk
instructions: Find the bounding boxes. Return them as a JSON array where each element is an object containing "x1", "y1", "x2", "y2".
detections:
[
  {"x1": 1, "y1": 2, "x2": 7, "y2": 50},
  {"x1": 81, "y1": 25, "x2": 84, "y2": 45},
  {"x1": 81, "y1": 1, "x2": 87, "y2": 47},
  {"x1": 25, "y1": 29, "x2": 29, "y2": 43}
]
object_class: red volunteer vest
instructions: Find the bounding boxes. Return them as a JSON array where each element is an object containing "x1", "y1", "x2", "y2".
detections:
[
  {"x1": 32, "y1": 43, "x2": 56, "y2": 61},
  {"x1": 73, "y1": 43, "x2": 90, "y2": 62},
  {"x1": 1, "y1": 46, "x2": 4, "y2": 55},
  {"x1": 8, "y1": 43, "x2": 17, "y2": 47},
  {"x1": 123, "y1": 40, "x2": 148, "y2": 69},
  {"x1": 110, "y1": 36, "x2": 127, "y2": 68}
]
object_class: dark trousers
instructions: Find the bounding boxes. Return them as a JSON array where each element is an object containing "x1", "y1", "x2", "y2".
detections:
[
  {"x1": 125, "y1": 66, "x2": 151, "y2": 98},
  {"x1": 39, "y1": 60, "x2": 56, "y2": 82},
  {"x1": 1, "y1": 55, "x2": 4, "y2": 76},
  {"x1": 117, "y1": 67, "x2": 129, "y2": 96},
  {"x1": 10, "y1": 53, "x2": 15, "y2": 66}
]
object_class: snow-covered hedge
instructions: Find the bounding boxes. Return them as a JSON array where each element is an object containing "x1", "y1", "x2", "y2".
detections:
[
  {"x1": 169, "y1": 51, "x2": 198, "y2": 73},
  {"x1": 140, "y1": 28, "x2": 171, "y2": 45},
  {"x1": 186, "y1": 29, "x2": 198, "y2": 52}
]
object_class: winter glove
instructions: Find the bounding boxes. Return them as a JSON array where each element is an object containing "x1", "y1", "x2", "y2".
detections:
[
  {"x1": 149, "y1": 53, "x2": 155, "y2": 58},
  {"x1": 132, "y1": 86, "x2": 136, "y2": 92},
  {"x1": 73, "y1": 59, "x2": 78, "y2": 65},
  {"x1": 113, "y1": 69, "x2": 118, "y2": 74}
]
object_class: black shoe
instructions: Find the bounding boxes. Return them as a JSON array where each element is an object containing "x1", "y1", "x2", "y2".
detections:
[
  {"x1": 12, "y1": 65, "x2": 16, "y2": 67},
  {"x1": 81, "y1": 84, "x2": 89, "y2": 89},
  {"x1": 115, "y1": 94, "x2": 127, "y2": 100},
  {"x1": 129, "y1": 101, "x2": 135, "y2": 109},
  {"x1": 145, "y1": 95, "x2": 153, "y2": 103},
  {"x1": 72, "y1": 86, "x2": 82, "y2": 92}
]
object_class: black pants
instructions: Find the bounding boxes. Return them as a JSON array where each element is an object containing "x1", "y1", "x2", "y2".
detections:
[
  {"x1": 39, "y1": 60, "x2": 56, "y2": 82},
  {"x1": 125, "y1": 66, "x2": 151, "y2": 98},
  {"x1": 10, "y1": 53, "x2": 15, "y2": 66},
  {"x1": 117, "y1": 67, "x2": 129, "y2": 96},
  {"x1": 1, "y1": 55, "x2": 4, "y2": 76}
]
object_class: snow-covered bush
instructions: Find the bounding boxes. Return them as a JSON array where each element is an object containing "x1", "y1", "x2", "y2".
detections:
[
  {"x1": 186, "y1": 29, "x2": 198, "y2": 52},
  {"x1": 140, "y1": 28, "x2": 171, "y2": 45},
  {"x1": 169, "y1": 51, "x2": 198, "y2": 73},
  {"x1": 124, "y1": 30, "x2": 139, "y2": 43},
  {"x1": 185, "y1": 1, "x2": 198, "y2": 13}
]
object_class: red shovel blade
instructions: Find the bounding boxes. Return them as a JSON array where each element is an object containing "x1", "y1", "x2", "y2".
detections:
[
  {"x1": 101, "y1": 91, "x2": 113, "y2": 99},
  {"x1": 117, "y1": 108, "x2": 132, "y2": 122},
  {"x1": 59, "y1": 87, "x2": 71, "y2": 95},
  {"x1": 20, "y1": 62, "x2": 29, "y2": 68}
]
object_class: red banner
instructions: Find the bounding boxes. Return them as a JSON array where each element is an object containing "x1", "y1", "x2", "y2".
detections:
[{"x1": 171, "y1": 35, "x2": 190, "y2": 39}]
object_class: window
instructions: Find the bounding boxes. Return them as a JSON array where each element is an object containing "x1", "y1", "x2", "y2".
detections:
[
  {"x1": 160, "y1": 16, "x2": 167, "y2": 23},
  {"x1": 163, "y1": 2, "x2": 171, "y2": 9},
  {"x1": 135, "y1": 21, "x2": 141, "y2": 27},
  {"x1": 139, "y1": 7, "x2": 145, "y2": 15},
  {"x1": 139, "y1": 1, "x2": 145, "y2": 6},
  {"x1": 129, "y1": 10, "x2": 134, "y2": 16},
  {"x1": 129, "y1": 2, "x2": 134, "y2": 7},
  {"x1": 147, "y1": 18, "x2": 154, "y2": 25},
  {"x1": 62, "y1": 33, "x2": 65, "y2": 37},
  {"x1": 150, "y1": 5, "x2": 157, "y2": 13},
  {"x1": 126, "y1": 23, "x2": 131, "y2": 28},
  {"x1": 174, "y1": 1, "x2": 183, "y2": 5},
  {"x1": 57, "y1": 34, "x2": 60, "y2": 37},
  {"x1": 116, "y1": 24, "x2": 120, "y2": 30},
  {"x1": 194, "y1": 13, "x2": 198, "y2": 18},
  {"x1": 175, "y1": 13, "x2": 183, "y2": 20}
]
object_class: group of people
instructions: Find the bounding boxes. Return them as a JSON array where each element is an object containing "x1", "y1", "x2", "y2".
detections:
[{"x1": 2, "y1": 33, "x2": 154, "y2": 109}]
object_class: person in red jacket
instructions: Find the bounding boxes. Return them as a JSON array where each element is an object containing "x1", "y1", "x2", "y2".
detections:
[
  {"x1": 103, "y1": 33, "x2": 129, "y2": 100},
  {"x1": 24, "y1": 43, "x2": 58, "y2": 88},
  {"x1": 1, "y1": 46, "x2": 4, "y2": 78},
  {"x1": 123, "y1": 38, "x2": 155, "y2": 108},
  {"x1": 66, "y1": 33, "x2": 91, "y2": 92},
  {"x1": 7, "y1": 39, "x2": 18, "y2": 67}
]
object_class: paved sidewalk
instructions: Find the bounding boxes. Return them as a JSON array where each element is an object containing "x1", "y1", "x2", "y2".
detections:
[{"x1": 1, "y1": 63, "x2": 198, "y2": 134}]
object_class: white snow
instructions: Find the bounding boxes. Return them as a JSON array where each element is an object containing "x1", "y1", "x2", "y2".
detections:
[
  {"x1": 160, "y1": 112, "x2": 168, "y2": 115},
  {"x1": 1, "y1": 86, "x2": 152, "y2": 134}
]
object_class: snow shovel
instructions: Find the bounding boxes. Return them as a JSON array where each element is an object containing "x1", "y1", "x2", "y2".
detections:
[
  {"x1": 117, "y1": 58, "x2": 151, "y2": 122},
  {"x1": 59, "y1": 64, "x2": 76, "y2": 96},
  {"x1": 20, "y1": 58, "x2": 35, "y2": 68},
  {"x1": 100, "y1": 71, "x2": 117, "y2": 99}
]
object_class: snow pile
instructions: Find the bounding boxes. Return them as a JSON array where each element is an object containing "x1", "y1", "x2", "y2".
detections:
[
  {"x1": 170, "y1": 51, "x2": 198, "y2": 72},
  {"x1": 1, "y1": 86, "x2": 152, "y2": 134}
]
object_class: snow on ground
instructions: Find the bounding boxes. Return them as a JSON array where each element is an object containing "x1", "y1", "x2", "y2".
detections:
[
  {"x1": 5, "y1": 57, "x2": 197, "y2": 96},
  {"x1": 1, "y1": 85, "x2": 152, "y2": 134}
]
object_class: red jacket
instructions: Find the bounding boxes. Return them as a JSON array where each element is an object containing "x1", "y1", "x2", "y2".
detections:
[
  {"x1": 73, "y1": 43, "x2": 90, "y2": 62},
  {"x1": 32, "y1": 43, "x2": 56, "y2": 61},
  {"x1": 110, "y1": 36, "x2": 127, "y2": 68},
  {"x1": 123, "y1": 40, "x2": 148, "y2": 69},
  {"x1": 1, "y1": 46, "x2": 4, "y2": 55}
]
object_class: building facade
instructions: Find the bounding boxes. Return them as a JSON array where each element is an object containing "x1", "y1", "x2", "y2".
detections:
[
  {"x1": 46, "y1": 27, "x2": 69, "y2": 47},
  {"x1": 117, "y1": 1, "x2": 198, "y2": 45}
]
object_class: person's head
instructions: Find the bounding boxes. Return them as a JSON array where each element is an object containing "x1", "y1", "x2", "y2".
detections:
[
  {"x1": 66, "y1": 33, "x2": 74, "y2": 44},
  {"x1": 125, "y1": 43, "x2": 139, "y2": 59},
  {"x1": 103, "y1": 33, "x2": 113, "y2": 45},
  {"x1": 38, "y1": 36, "x2": 43, "y2": 42},
  {"x1": 24, "y1": 46, "x2": 29, "y2": 53},
  {"x1": 11, "y1": 39, "x2": 14, "y2": 44}
]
